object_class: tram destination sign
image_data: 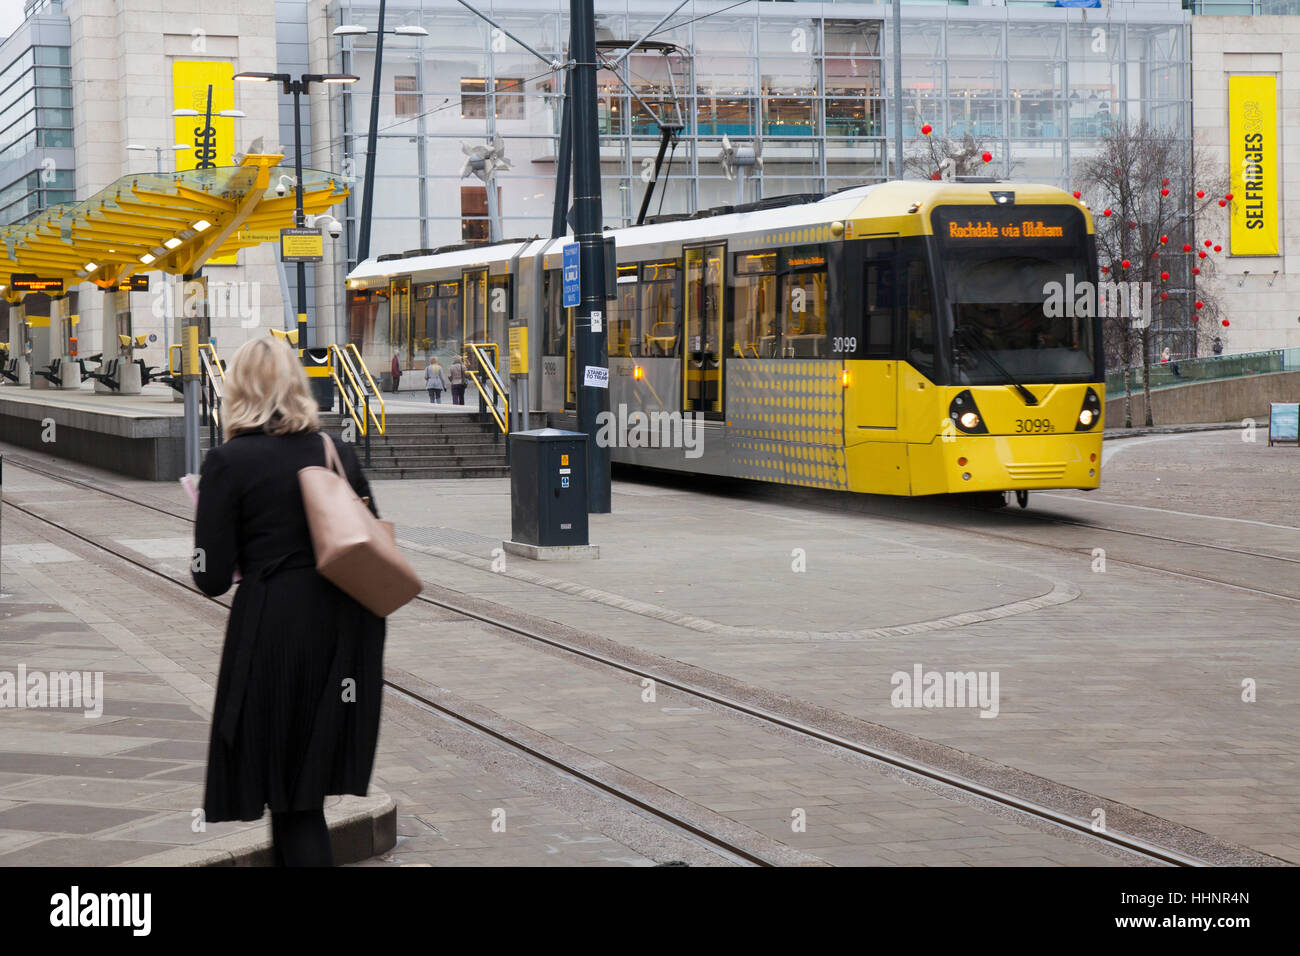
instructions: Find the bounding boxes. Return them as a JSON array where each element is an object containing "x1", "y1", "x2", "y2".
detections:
[
  {"x1": 931, "y1": 205, "x2": 1083, "y2": 248},
  {"x1": 124, "y1": 275, "x2": 150, "y2": 291},
  {"x1": 10, "y1": 274, "x2": 64, "y2": 295}
]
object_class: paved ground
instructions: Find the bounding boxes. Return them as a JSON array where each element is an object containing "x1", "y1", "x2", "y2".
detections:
[{"x1": 0, "y1": 428, "x2": 1294, "y2": 865}]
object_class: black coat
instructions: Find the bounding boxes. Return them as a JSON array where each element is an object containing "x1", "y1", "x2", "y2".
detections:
[{"x1": 193, "y1": 429, "x2": 386, "y2": 822}]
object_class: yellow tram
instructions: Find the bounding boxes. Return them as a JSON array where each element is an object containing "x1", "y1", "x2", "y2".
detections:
[{"x1": 345, "y1": 180, "x2": 1105, "y2": 498}]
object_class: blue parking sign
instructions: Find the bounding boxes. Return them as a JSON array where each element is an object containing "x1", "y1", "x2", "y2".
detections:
[{"x1": 563, "y1": 243, "x2": 580, "y2": 308}]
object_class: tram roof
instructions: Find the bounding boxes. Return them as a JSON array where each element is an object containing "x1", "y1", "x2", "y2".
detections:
[
  {"x1": 1, "y1": 154, "x2": 348, "y2": 301},
  {"x1": 346, "y1": 179, "x2": 1083, "y2": 286}
]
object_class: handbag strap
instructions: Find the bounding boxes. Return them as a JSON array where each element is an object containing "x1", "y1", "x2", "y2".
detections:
[{"x1": 320, "y1": 432, "x2": 345, "y2": 478}]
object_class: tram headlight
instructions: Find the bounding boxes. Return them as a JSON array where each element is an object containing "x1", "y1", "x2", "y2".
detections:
[
  {"x1": 1075, "y1": 387, "x2": 1102, "y2": 431},
  {"x1": 949, "y1": 389, "x2": 988, "y2": 434}
]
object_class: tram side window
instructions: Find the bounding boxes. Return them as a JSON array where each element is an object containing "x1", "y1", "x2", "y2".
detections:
[
  {"x1": 611, "y1": 265, "x2": 637, "y2": 357},
  {"x1": 862, "y1": 259, "x2": 895, "y2": 358},
  {"x1": 543, "y1": 270, "x2": 570, "y2": 356},
  {"x1": 905, "y1": 256, "x2": 936, "y2": 378},
  {"x1": 779, "y1": 246, "x2": 828, "y2": 358},
  {"x1": 731, "y1": 251, "x2": 777, "y2": 359},
  {"x1": 639, "y1": 260, "x2": 681, "y2": 357}
]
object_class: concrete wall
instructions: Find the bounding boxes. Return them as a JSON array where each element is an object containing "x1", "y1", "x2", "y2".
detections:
[
  {"x1": 1105, "y1": 370, "x2": 1300, "y2": 426},
  {"x1": 1192, "y1": 17, "x2": 1300, "y2": 355},
  {"x1": 0, "y1": 395, "x2": 186, "y2": 480}
]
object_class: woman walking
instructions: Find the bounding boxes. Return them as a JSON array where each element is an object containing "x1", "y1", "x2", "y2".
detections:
[
  {"x1": 193, "y1": 337, "x2": 385, "y2": 867},
  {"x1": 448, "y1": 355, "x2": 467, "y2": 405},
  {"x1": 424, "y1": 355, "x2": 446, "y2": 403}
]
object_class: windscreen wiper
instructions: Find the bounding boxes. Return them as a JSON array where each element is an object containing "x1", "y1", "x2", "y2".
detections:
[{"x1": 953, "y1": 323, "x2": 1039, "y2": 406}]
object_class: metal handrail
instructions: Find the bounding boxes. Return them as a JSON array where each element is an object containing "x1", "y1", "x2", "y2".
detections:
[
  {"x1": 327, "y1": 344, "x2": 370, "y2": 438},
  {"x1": 465, "y1": 342, "x2": 508, "y2": 434},
  {"x1": 340, "y1": 343, "x2": 386, "y2": 435}
]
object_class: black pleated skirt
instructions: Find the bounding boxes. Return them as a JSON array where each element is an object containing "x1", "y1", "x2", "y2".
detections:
[{"x1": 204, "y1": 567, "x2": 386, "y2": 823}]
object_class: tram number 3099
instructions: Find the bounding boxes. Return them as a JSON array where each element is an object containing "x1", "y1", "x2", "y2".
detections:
[
  {"x1": 1014, "y1": 418, "x2": 1056, "y2": 434},
  {"x1": 832, "y1": 337, "x2": 857, "y2": 353}
]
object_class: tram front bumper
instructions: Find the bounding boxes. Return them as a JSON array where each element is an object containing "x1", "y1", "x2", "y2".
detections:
[{"x1": 912, "y1": 432, "x2": 1104, "y2": 495}]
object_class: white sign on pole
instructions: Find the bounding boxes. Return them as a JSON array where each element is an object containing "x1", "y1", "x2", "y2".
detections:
[
  {"x1": 583, "y1": 365, "x2": 609, "y2": 388},
  {"x1": 590, "y1": 310, "x2": 603, "y2": 332}
]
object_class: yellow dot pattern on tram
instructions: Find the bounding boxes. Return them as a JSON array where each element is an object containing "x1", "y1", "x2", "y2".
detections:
[{"x1": 726, "y1": 360, "x2": 848, "y2": 490}]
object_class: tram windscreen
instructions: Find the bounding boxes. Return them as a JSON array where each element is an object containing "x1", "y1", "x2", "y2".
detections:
[{"x1": 932, "y1": 204, "x2": 1098, "y2": 385}]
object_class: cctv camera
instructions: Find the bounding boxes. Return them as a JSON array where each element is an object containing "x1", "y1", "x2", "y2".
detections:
[
  {"x1": 275, "y1": 182, "x2": 287, "y2": 197},
  {"x1": 326, "y1": 219, "x2": 341, "y2": 239}
]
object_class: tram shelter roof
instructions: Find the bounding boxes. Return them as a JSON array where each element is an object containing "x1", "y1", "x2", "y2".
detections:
[{"x1": 0, "y1": 154, "x2": 348, "y2": 302}]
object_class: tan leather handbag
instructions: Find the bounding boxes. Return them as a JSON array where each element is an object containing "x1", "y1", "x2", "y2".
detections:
[{"x1": 298, "y1": 433, "x2": 421, "y2": 617}]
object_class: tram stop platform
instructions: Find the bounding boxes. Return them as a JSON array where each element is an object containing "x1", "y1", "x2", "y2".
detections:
[{"x1": 0, "y1": 380, "x2": 485, "y2": 481}]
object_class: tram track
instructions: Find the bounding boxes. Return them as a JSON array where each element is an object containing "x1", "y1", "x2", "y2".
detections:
[{"x1": 0, "y1": 452, "x2": 1251, "y2": 867}]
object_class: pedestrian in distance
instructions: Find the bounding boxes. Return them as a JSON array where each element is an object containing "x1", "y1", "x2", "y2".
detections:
[
  {"x1": 425, "y1": 355, "x2": 446, "y2": 403},
  {"x1": 448, "y1": 354, "x2": 467, "y2": 405},
  {"x1": 192, "y1": 337, "x2": 386, "y2": 867},
  {"x1": 1213, "y1": 336, "x2": 1224, "y2": 355},
  {"x1": 390, "y1": 350, "x2": 402, "y2": 394}
]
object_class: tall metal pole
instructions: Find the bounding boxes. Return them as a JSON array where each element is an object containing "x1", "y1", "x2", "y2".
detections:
[
  {"x1": 551, "y1": 58, "x2": 573, "y2": 238},
  {"x1": 570, "y1": 0, "x2": 611, "y2": 513},
  {"x1": 356, "y1": 0, "x2": 388, "y2": 263},
  {"x1": 292, "y1": 81, "x2": 308, "y2": 349},
  {"x1": 893, "y1": 0, "x2": 904, "y2": 179}
]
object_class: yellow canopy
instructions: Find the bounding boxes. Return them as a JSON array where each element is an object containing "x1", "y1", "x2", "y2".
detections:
[{"x1": 0, "y1": 154, "x2": 348, "y2": 300}]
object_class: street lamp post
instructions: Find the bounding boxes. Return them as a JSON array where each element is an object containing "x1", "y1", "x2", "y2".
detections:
[
  {"x1": 234, "y1": 71, "x2": 358, "y2": 349},
  {"x1": 333, "y1": 12, "x2": 429, "y2": 264},
  {"x1": 125, "y1": 143, "x2": 193, "y2": 172}
]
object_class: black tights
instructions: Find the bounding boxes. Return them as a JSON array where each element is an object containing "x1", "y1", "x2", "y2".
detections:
[{"x1": 271, "y1": 808, "x2": 334, "y2": 867}]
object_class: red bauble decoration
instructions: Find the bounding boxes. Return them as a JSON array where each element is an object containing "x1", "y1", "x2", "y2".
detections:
[
  {"x1": 1195, "y1": 301, "x2": 1204, "y2": 309},
  {"x1": 981, "y1": 152, "x2": 992, "y2": 163},
  {"x1": 1100, "y1": 266, "x2": 1109, "y2": 274},
  {"x1": 1072, "y1": 190, "x2": 1081, "y2": 199},
  {"x1": 1161, "y1": 188, "x2": 1170, "y2": 197},
  {"x1": 1222, "y1": 319, "x2": 1230, "y2": 327},
  {"x1": 1162, "y1": 178, "x2": 1170, "y2": 186},
  {"x1": 1198, "y1": 251, "x2": 1207, "y2": 259},
  {"x1": 1196, "y1": 190, "x2": 1205, "y2": 199},
  {"x1": 1121, "y1": 259, "x2": 1131, "y2": 269},
  {"x1": 1160, "y1": 292, "x2": 1169, "y2": 301},
  {"x1": 931, "y1": 171, "x2": 941, "y2": 180},
  {"x1": 1214, "y1": 245, "x2": 1222, "y2": 252},
  {"x1": 1103, "y1": 208, "x2": 1113, "y2": 216},
  {"x1": 1160, "y1": 271, "x2": 1170, "y2": 281},
  {"x1": 1182, "y1": 243, "x2": 1192, "y2": 252},
  {"x1": 1218, "y1": 199, "x2": 1227, "y2": 207},
  {"x1": 1192, "y1": 266, "x2": 1200, "y2": 275},
  {"x1": 1160, "y1": 235, "x2": 1169, "y2": 244},
  {"x1": 1225, "y1": 193, "x2": 1234, "y2": 201},
  {"x1": 921, "y1": 123, "x2": 932, "y2": 136},
  {"x1": 1205, "y1": 240, "x2": 1212, "y2": 246}
]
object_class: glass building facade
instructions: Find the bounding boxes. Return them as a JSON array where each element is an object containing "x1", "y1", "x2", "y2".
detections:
[
  {"x1": 325, "y1": 0, "x2": 1191, "y2": 266},
  {"x1": 0, "y1": 6, "x2": 75, "y2": 226}
]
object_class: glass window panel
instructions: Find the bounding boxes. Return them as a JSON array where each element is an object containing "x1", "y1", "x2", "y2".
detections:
[
  {"x1": 824, "y1": 58, "x2": 881, "y2": 97},
  {"x1": 639, "y1": 260, "x2": 680, "y2": 358},
  {"x1": 1008, "y1": 22, "x2": 1064, "y2": 59},
  {"x1": 826, "y1": 97, "x2": 884, "y2": 139},
  {"x1": 764, "y1": 96, "x2": 816, "y2": 137},
  {"x1": 684, "y1": 244, "x2": 724, "y2": 413},
  {"x1": 780, "y1": 249, "x2": 828, "y2": 358},
  {"x1": 759, "y1": 18, "x2": 819, "y2": 56},
  {"x1": 824, "y1": 21, "x2": 880, "y2": 57},
  {"x1": 694, "y1": 17, "x2": 756, "y2": 57},
  {"x1": 901, "y1": 20, "x2": 944, "y2": 58},
  {"x1": 947, "y1": 22, "x2": 1003, "y2": 58}
]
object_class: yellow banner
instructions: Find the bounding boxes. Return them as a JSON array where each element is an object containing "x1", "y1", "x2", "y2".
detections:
[
  {"x1": 509, "y1": 325, "x2": 529, "y2": 375},
  {"x1": 173, "y1": 60, "x2": 238, "y2": 265},
  {"x1": 1228, "y1": 74, "x2": 1277, "y2": 256}
]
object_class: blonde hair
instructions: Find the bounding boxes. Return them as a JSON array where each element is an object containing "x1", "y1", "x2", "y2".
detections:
[{"x1": 222, "y1": 336, "x2": 320, "y2": 440}]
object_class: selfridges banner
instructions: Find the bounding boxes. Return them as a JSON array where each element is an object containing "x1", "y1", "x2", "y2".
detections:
[
  {"x1": 1227, "y1": 74, "x2": 1278, "y2": 257},
  {"x1": 173, "y1": 60, "x2": 238, "y2": 265}
]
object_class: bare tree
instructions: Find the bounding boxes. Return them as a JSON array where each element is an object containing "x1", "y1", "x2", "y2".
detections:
[
  {"x1": 1075, "y1": 122, "x2": 1229, "y2": 427},
  {"x1": 905, "y1": 128, "x2": 1010, "y2": 181}
]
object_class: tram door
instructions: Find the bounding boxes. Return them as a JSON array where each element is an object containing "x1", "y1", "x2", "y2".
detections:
[
  {"x1": 857, "y1": 245, "x2": 900, "y2": 428},
  {"x1": 683, "y1": 243, "x2": 725, "y2": 416}
]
